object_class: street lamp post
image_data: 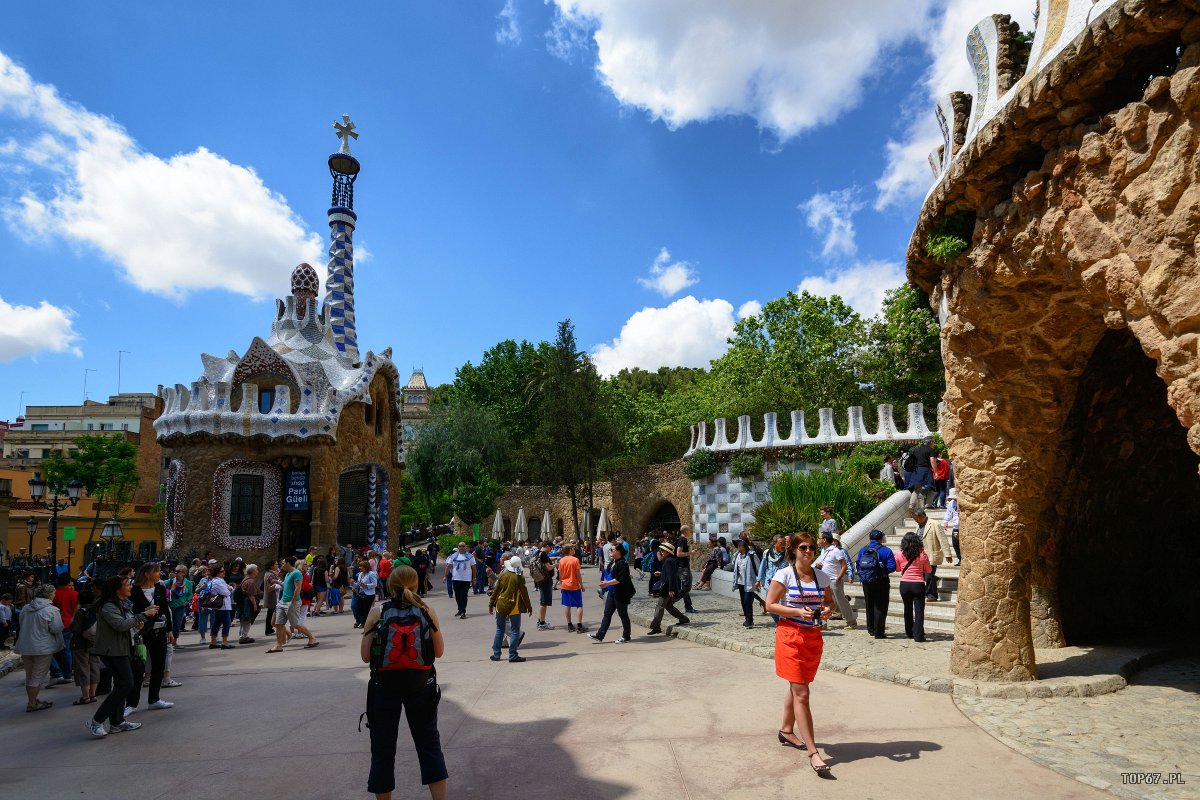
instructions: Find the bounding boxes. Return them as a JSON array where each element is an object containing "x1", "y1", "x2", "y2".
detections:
[
  {"x1": 28, "y1": 472, "x2": 82, "y2": 570},
  {"x1": 26, "y1": 516, "x2": 36, "y2": 558}
]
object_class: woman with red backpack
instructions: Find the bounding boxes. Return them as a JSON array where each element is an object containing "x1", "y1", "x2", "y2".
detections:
[{"x1": 360, "y1": 565, "x2": 447, "y2": 800}]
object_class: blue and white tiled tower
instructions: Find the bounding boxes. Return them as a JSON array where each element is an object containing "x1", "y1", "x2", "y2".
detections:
[{"x1": 325, "y1": 114, "x2": 361, "y2": 364}]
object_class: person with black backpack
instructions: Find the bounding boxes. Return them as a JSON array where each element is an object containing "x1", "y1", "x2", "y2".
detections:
[
  {"x1": 360, "y1": 565, "x2": 447, "y2": 800},
  {"x1": 855, "y1": 529, "x2": 897, "y2": 639}
]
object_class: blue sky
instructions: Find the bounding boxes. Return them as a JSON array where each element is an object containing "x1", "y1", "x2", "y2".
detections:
[{"x1": 0, "y1": 1, "x2": 1032, "y2": 416}]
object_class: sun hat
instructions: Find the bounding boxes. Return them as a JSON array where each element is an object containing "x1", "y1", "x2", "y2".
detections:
[{"x1": 659, "y1": 542, "x2": 675, "y2": 555}]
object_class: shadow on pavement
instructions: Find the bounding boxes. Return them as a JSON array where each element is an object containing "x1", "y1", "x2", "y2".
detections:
[
  {"x1": 438, "y1": 697, "x2": 631, "y2": 798},
  {"x1": 823, "y1": 739, "x2": 944, "y2": 765}
]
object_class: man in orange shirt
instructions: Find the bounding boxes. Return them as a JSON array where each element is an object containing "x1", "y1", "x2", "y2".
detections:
[{"x1": 556, "y1": 544, "x2": 586, "y2": 633}]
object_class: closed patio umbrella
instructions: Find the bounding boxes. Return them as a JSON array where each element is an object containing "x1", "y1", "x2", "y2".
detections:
[
  {"x1": 596, "y1": 507, "x2": 610, "y2": 535},
  {"x1": 515, "y1": 507, "x2": 528, "y2": 541},
  {"x1": 541, "y1": 509, "x2": 552, "y2": 542},
  {"x1": 491, "y1": 509, "x2": 503, "y2": 539}
]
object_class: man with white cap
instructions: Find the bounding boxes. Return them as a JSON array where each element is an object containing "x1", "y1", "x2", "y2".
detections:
[{"x1": 488, "y1": 556, "x2": 531, "y2": 663}]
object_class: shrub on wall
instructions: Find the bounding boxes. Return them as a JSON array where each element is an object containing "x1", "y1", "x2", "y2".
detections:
[
  {"x1": 684, "y1": 448, "x2": 719, "y2": 480},
  {"x1": 729, "y1": 452, "x2": 765, "y2": 479}
]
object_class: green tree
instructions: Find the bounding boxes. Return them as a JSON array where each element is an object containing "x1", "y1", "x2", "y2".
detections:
[
  {"x1": 42, "y1": 434, "x2": 140, "y2": 544},
  {"x1": 861, "y1": 283, "x2": 944, "y2": 414},
  {"x1": 703, "y1": 290, "x2": 868, "y2": 421},
  {"x1": 527, "y1": 320, "x2": 619, "y2": 540}
]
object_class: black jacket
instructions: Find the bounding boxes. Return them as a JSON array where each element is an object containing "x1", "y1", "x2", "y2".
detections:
[
  {"x1": 130, "y1": 582, "x2": 172, "y2": 636},
  {"x1": 609, "y1": 558, "x2": 635, "y2": 603},
  {"x1": 658, "y1": 556, "x2": 682, "y2": 598}
]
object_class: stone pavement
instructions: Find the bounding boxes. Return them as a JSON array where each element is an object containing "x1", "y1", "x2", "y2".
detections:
[
  {"x1": 956, "y1": 658, "x2": 1200, "y2": 800},
  {"x1": 626, "y1": 581, "x2": 1199, "y2": 800},
  {"x1": 0, "y1": 577, "x2": 1106, "y2": 800}
]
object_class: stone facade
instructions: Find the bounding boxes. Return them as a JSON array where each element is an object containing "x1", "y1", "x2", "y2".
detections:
[
  {"x1": 908, "y1": 0, "x2": 1200, "y2": 681},
  {"x1": 161, "y1": 371, "x2": 401, "y2": 563}
]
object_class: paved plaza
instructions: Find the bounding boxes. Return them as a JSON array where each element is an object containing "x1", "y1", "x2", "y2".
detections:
[{"x1": 0, "y1": 576, "x2": 1118, "y2": 800}]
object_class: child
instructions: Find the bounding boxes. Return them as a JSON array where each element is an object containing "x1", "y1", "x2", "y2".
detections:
[{"x1": 0, "y1": 594, "x2": 12, "y2": 648}]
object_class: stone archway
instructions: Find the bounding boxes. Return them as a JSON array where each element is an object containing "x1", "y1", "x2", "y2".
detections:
[
  {"x1": 642, "y1": 501, "x2": 681, "y2": 533},
  {"x1": 1038, "y1": 328, "x2": 1200, "y2": 644},
  {"x1": 906, "y1": 3, "x2": 1200, "y2": 681}
]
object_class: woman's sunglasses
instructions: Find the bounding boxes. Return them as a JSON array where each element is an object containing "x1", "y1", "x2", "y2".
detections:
[{"x1": 796, "y1": 545, "x2": 816, "y2": 552}]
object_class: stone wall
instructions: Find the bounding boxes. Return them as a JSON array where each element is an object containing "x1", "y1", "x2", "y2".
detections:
[
  {"x1": 907, "y1": 0, "x2": 1200, "y2": 681},
  {"x1": 485, "y1": 461, "x2": 691, "y2": 542}
]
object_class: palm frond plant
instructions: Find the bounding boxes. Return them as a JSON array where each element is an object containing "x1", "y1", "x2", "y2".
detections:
[{"x1": 747, "y1": 468, "x2": 879, "y2": 541}]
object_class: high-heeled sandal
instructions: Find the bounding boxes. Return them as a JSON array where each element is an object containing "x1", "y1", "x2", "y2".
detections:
[
  {"x1": 777, "y1": 730, "x2": 806, "y2": 750},
  {"x1": 809, "y1": 752, "x2": 834, "y2": 779}
]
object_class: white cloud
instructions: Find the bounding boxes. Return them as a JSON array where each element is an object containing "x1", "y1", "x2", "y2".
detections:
[
  {"x1": 0, "y1": 50, "x2": 323, "y2": 300},
  {"x1": 636, "y1": 247, "x2": 698, "y2": 297},
  {"x1": 797, "y1": 260, "x2": 905, "y2": 318},
  {"x1": 736, "y1": 300, "x2": 761, "y2": 320},
  {"x1": 591, "y1": 295, "x2": 736, "y2": 376},
  {"x1": 0, "y1": 295, "x2": 81, "y2": 362},
  {"x1": 801, "y1": 189, "x2": 862, "y2": 259},
  {"x1": 546, "y1": 1, "x2": 936, "y2": 139},
  {"x1": 875, "y1": 0, "x2": 1036, "y2": 209},
  {"x1": 496, "y1": 0, "x2": 522, "y2": 45}
]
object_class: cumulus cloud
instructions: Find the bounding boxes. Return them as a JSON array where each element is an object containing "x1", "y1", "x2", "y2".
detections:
[
  {"x1": 0, "y1": 295, "x2": 81, "y2": 362},
  {"x1": 546, "y1": 1, "x2": 936, "y2": 138},
  {"x1": 636, "y1": 247, "x2": 698, "y2": 297},
  {"x1": 797, "y1": 260, "x2": 906, "y2": 319},
  {"x1": 737, "y1": 299, "x2": 761, "y2": 320},
  {"x1": 801, "y1": 189, "x2": 862, "y2": 259},
  {"x1": 874, "y1": 0, "x2": 1036, "y2": 209},
  {"x1": 591, "y1": 295, "x2": 736, "y2": 376},
  {"x1": 496, "y1": 0, "x2": 522, "y2": 45},
  {"x1": 0, "y1": 50, "x2": 323, "y2": 300}
]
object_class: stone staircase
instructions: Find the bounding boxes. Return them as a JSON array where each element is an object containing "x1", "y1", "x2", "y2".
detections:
[{"x1": 843, "y1": 508, "x2": 959, "y2": 634}]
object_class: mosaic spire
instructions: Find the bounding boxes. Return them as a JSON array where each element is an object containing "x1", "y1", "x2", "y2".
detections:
[{"x1": 325, "y1": 114, "x2": 361, "y2": 364}]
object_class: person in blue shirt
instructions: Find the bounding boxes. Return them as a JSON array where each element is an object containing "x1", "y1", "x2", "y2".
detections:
[{"x1": 857, "y1": 529, "x2": 897, "y2": 640}]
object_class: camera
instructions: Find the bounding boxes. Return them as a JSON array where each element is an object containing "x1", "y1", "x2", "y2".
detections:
[{"x1": 811, "y1": 607, "x2": 823, "y2": 623}]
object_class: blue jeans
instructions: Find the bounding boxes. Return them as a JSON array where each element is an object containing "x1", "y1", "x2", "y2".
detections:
[
  {"x1": 198, "y1": 609, "x2": 211, "y2": 636},
  {"x1": 492, "y1": 612, "x2": 521, "y2": 660},
  {"x1": 51, "y1": 631, "x2": 73, "y2": 678},
  {"x1": 209, "y1": 609, "x2": 232, "y2": 639},
  {"x1": 170, "y1": 605, "x2": 188, "y2": 640},
  {"x1": 473, "y1": 567, "x2": 487, "y2": 594}
]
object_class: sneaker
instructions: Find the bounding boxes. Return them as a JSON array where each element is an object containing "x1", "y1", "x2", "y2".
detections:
[
  {"x1": 148, "y1": 700, "x2": 174, "y2": 710},
  {"x1": 238, "y1": 637, "x2": 256, "y2": 644},
  {"x1": 110, "y1": 721, "x2": 141, "y2": 733},
  {"x1": 614, "y1": 637, "x2": 629, "y2": 643},
  {"x1": 575, "y1": 625, "x2": 587, "y2": 633},
  {"x1": 646, "y1": 628, "x2": 663, "y2": 635},
  {"x1": 587, "y1": 633, "x2": 602, "y2": 642},
  {"x1": 508, "y1": 656, "x2": 526, "y2": 663},
  {"x1": 567, "y1": 623, "x2": 576, "y2": 632},
  {"x1": 678, "y1": 618, "x2": 691, "y2": 625},
  {"x1": 489, "y1": 655, "x2": 501, "y2": 661},
  {"x1": 537, "y1": 621, "x2": 552, "y2": 630},
  {"x1": 123, "y1": 706, "x2": 138, "y2": 717},
  {"x1": 85, "y1": 718, "x2": 108, "y2": 738},
  {"x1": 162, "y1": 679, "x2": 183, "y2": 688}
]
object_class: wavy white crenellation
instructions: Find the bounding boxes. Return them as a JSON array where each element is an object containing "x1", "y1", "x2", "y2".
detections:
[
  {"x1": 684, "y1": 403, "x2": 936, "y2": 457},
  {"x1": 928, "y1": 0, "x2": 1121, "y2": 190}
]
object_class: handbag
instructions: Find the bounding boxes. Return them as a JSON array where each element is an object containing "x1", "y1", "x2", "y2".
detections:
[{"x1": 202, "y1": 589, "x2": 224, "y2": 610}]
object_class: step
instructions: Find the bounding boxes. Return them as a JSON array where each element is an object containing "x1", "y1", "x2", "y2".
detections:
[
  {"x1": 844, "y1": 595, "x2": 958, "y2": 633},
  {"x1": 844, "y1": 581, "x2": 959, "y2": 604}
]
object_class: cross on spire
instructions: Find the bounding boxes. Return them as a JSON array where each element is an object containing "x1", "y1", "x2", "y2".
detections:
[{"x1": 333, "y1": 114, "x2": 358, "y2": 154}]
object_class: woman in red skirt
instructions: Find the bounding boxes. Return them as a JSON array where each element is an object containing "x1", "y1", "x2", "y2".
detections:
[{"x1": 765, "y1": 531, "x2": 835, "y2": 778}]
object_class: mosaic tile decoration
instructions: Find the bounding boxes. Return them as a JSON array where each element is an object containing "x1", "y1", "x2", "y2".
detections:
[
  {"x1": 691, "y1": 462, "x2": 821, "y2": 541},
  {"x1": 210, "y1": 459, "x2": 282, "y2": 550},
  {"x1": 685, "y1": 404, "x2": 933, "y2": 457},
  {"x1": 156, "y1": 213, "x2": 403, "y2": 463},
  {"x1": 164, "y1": 459, "x2": 186, "y2": 550}
]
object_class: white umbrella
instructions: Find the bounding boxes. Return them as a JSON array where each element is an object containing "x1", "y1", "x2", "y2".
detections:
[
  {"x1": 491, "y1": 509, "x2": 503, "y2": 538},
  {"x1": 541, "y1": 509, "x2": 552, "y2": 541},
  {"x1": 515, "y1": 507, "x2": 529, "y2": 541},
  {"x1": 582, "y1": 507, "x2": 591, "y2": 537},
  {"x1": 596, "y1": 507, "x2": 610, "y2": 534}
]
